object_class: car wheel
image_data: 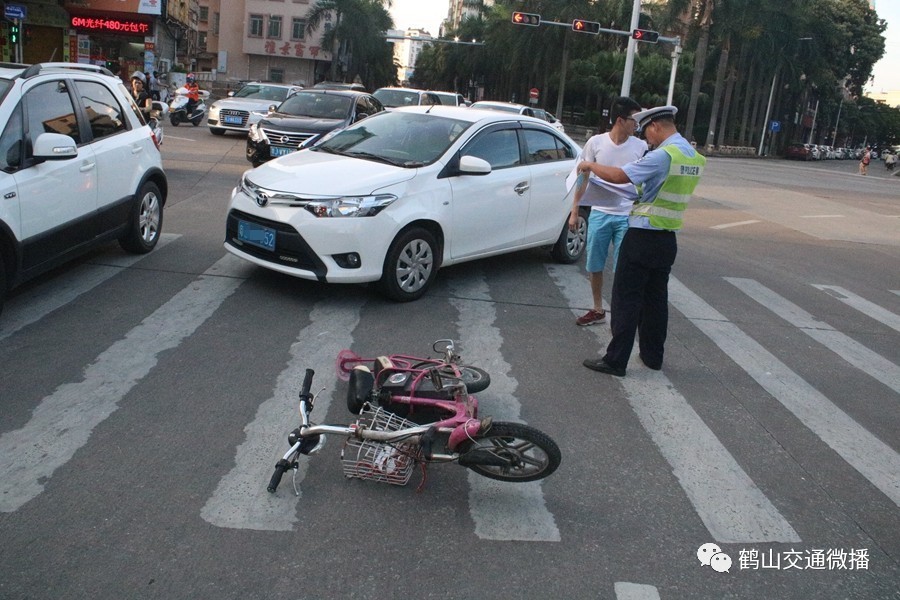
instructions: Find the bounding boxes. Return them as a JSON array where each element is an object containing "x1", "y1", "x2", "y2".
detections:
[
  {"x1": 210, "y1": 127, "x2": 226, "y2": 136},
  {"x1": 378, "y1": 227, "x2": 438, "y2": 302},
  {"x1": 551, "y1": 206, "x2": 587, "y2": 263},
  {"x1": 119, "y1": 181, "x2": 163, "y2": 254}
]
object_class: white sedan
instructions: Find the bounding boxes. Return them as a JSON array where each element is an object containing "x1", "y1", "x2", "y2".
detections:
[{"x1": 224, "y1": 106, "x2": 586, "y2": 301}]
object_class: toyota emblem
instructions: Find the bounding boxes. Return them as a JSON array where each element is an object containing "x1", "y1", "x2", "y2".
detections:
[{"x1": 256, "y1": 191, "x2": 269, "y2": 207}]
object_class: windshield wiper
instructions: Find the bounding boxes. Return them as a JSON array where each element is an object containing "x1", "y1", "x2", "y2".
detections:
[
  {"x1": 313, "y1": 146, "x2": 345, "y2": 155},
  {"x1": 343, "y1": 151, "x2": 405, "y2": 166}
]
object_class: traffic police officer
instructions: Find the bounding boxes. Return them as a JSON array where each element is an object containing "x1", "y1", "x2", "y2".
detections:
[{"x1": 576, "y1": 105, "x2": 706, "y2": 376}]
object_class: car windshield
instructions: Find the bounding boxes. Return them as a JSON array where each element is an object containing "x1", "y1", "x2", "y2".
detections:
[
  {"x1": 313, "y1": 111, "x2": 471, "y2": 167},
  {"x1": 277, "y1": 93, "x2": 351, "y2": 119},
  {"x1": 234, "y1": 85, "x2": 290, "y2": 102},
  {"x1": 435, "y1": 93, "x2": 457, "y2": 106},
  {"x1": 373, "y1": 89, "x2": 423, "y2": 108},
  {"x1": 0, "y1": 78, "x2": 12, "y2": 102},
  {"x1": 471, "y1": 103, "x2": 519, "y2": 114}
]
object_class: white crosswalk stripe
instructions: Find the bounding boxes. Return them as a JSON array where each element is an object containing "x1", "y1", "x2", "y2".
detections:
[
  {"x1": 201, "y1": 297, "x2": 364, "y2": 531},
  {"x1": 549, "y1": 265, "x2": 799, "y2": 543},
  {"x1": 447, "y1": 271, "x2": 561, "y2": 542},
  {"x1": 669, "y1": 276, "x2": 900, "y2": 507},
  {"x1": 0, "y1": 253, "x2": 248, "y2": 513},
  {"x1": 726, "y1": 277, "x2": 900, "y2": 394},
  {"x1": 0, "y1": 233, "x2": 179, "y2": 342},
  {"x1": 615, "y1": 582, "x2": 661, "y2": 600},
  {"x1": 812, "y1": 284, "x2": 900, "y2": 333}
]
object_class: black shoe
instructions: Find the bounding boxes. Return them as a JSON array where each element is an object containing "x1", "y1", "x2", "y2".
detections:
[
  {"x1": 582, "y1": 357, "x2": 626, "y2": 377},
  {"x1": 639, "y1": 354, "x2": 662, "y2": 371}
]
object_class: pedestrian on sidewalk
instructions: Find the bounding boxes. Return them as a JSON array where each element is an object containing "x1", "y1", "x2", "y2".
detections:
[{"x1": 859, "y1": 146, "x2": 871, "y2": 175}]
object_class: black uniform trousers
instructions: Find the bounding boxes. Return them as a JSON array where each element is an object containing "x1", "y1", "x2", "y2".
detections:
[{"x1": 603, "y1": 227, "x2": 678, "y2": 371}]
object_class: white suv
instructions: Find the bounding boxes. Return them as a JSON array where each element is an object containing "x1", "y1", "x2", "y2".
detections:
[{"x1": 0, "y1": 62, "x2": 168, "y2": 313}]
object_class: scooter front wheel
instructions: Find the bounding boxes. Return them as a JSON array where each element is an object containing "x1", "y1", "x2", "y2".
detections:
[
  {"x1": 459, "y1": 421, "x2": 561, "y2": 482},
  {"x1": 169, "y1": 114, "x2": 180, "y2": 126}
]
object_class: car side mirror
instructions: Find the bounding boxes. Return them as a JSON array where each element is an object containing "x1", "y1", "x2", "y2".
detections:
[
  {"x1": 458, "y1": 155, "x2": 491, "y2": 175},
  {"x1": 269, "y1": 104, "x2": 278, "y2": 113},
  {"x1": 227, "y1": 91, "x2": 235, "y2": 97},
  {"x1": 32, "y1": 133, "x2": 78, "y2": 161}
]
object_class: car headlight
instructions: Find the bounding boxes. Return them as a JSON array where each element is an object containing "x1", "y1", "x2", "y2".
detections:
[
  {"x1": 304, "y1": 195, "x2": 396, "y2": 218},
  {"x1": 248, "y1": 123, "x2": 268, "y2": 143}
]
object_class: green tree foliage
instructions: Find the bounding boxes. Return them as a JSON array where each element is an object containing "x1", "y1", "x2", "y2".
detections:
[
  {"x1": 306, "y1": 0, "x2": 396, "y2": 89},
  {"x1": 411, "y1": 0, "x2": 896, "y2": 148}
]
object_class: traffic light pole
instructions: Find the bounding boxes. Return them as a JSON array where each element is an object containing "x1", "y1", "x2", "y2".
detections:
[{"x1": 620, "y1": 0, "x2": 642, "y2": 97}]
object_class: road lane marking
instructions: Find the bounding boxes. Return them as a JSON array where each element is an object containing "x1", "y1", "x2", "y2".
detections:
[
  {"x1": 799, "y1": 214, "x2": 844, "y2": 218},
  {"x1": 726, "y1": 278, "x2": 900, "y2": 394},
  {"x1": 710, "y1": 220, "x2": 761, "y2": 230},
  {"x1": 447, "y1": 272, "x2": 560, "y2": 542},
  {"x1": 548, "y1": 265, "x2": 798, "y2": 543},
  {"x1": 0, "y1": 233, "x2": 179, "y2": 342},
  {"x1": 812, "y1": 284, "x2": 900, "y2": 333},
  {"x1": 201, "y1": 297, "x2": 363, "y2": 531},
  {"x1": 615, "y1": 582, "x2": 661, "y2": 600},
  {"x1": 0, "y1": 253, "x2": 247, "y2": 513},
  {"x1": 670, "y1": 276, "x2": 900, "y2": 507}
]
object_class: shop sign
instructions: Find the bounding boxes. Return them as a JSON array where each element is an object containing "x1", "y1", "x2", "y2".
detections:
[{"x1": 70, "y1": 16, "x2": 152, "y2": 36}]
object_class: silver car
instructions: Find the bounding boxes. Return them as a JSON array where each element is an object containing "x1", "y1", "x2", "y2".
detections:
[{"x1": 208, "y1": 82, "x2": 303, "y2": 135}]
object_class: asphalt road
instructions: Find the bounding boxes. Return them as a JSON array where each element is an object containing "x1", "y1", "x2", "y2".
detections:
[{"x1": 1, "y1": 124, "x2": 898, "y2": 600}]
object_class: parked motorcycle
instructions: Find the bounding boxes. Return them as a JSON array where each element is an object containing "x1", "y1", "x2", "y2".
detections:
[{"x1": 168, "y1": 87, "x2": 208, "y2": 126}]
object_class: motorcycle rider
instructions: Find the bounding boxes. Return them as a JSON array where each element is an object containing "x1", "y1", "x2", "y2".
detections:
[{"x1": 184, "y1": 73, "x2": 200, "y2": 118}]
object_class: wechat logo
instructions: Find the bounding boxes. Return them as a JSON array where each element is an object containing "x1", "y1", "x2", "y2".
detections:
[{"x1": 698, "y1": 543, "x2": 732, "y2": 573}]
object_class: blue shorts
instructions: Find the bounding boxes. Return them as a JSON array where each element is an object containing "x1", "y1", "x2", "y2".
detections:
[{"x1": 585, "y1": 211, "x2": 630, "y2": 273}]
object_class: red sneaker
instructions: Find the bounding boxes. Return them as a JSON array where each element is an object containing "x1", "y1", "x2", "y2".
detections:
[{"x1": 576, "y1": 309, "x2": 606, "y2": 326}]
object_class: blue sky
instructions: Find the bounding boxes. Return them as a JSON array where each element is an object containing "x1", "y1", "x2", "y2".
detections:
[{"x1": 388, "y1": 1, "x2": 900, "y2": 93}]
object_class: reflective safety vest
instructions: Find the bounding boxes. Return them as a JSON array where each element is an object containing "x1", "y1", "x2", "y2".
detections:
[{"x1": 631, "y1": 145, "x2": 706, "y2": 231}]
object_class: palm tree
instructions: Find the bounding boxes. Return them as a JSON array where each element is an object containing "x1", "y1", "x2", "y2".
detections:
[{"x1": 306, "y1": 0, "x2": 393, "y2": 83}]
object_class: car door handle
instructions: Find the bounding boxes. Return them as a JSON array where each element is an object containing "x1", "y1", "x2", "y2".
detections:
[
  {"x1": 131, "y1": 145, "x2": 143, "y2": 154},
  {"x1": 514, "y1": 182, "x2": 530, "y2": 195},
  {"x1": 79, "y1": 162, "x2": 96, "y2": 172}
]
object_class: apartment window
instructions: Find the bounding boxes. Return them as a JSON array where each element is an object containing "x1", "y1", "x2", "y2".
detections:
[
  {"x1": 213, "y1": 12, "x2": 219, "y2": 34},
  {"x1": 248, "y1": 14, "x2": 263, "y2": 37},
  {"x1": 199, "y1": 6, "x2": 208, "y2": 22},
  {"x1": 198, "y1": 31, "x2": 207, "y2": 50},
  {"x1": 291, "y1": 18, "x2": 306, "y2": 41},
  {"x1": 267, "y1": 15, "x2": 282, "y2": 39}
]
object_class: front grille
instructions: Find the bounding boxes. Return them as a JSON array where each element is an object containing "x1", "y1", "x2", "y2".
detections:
[
  {"x1": 226, "y1": 209, "x2": 327, "y2": 280},
  {"x1": 261, "y1": 128, "x2": 316, "y2": 148},
  {"x1": 219, "y1": 109, "x2": 250, "y2": 127}
]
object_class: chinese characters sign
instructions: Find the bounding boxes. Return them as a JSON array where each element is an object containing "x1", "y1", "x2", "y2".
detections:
[{"x1": 70, "y1": 16, "x2": 152, "y2": 36}]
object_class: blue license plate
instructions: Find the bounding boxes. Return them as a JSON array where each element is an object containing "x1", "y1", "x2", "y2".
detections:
[
  {"x1": 223, "y1": 115, "x2": 243, "y2": 125},
  {"x1": 237, "y1": 220, "x2": 276, "y2": 251},
  {"x1": 270, "y1": 146, "x2": 296, "y2": 157}
]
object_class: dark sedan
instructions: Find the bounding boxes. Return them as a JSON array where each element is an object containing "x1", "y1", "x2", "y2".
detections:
[{"x1": 246, "y1": 90, "x2": 384, "y2": 166}]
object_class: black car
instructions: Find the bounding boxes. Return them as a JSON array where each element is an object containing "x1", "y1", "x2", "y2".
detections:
[{"x1": 246, "y1": 89, "x2": 384, "y2": 166}]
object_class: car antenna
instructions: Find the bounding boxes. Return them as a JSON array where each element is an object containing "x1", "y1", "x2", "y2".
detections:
[{"x1": 425, "y1": 103, "x2": 434, "y2": 114}]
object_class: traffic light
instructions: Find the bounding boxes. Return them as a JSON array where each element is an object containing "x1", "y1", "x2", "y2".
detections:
[
  {"x1": 511, "y1": 12, "x2": 541, "y2": 27},
  {"x1": 572, "y1": 19, "x2": 601, "y2": 34},
  {"x1": 631, "y1": 29, "x2": 660, "y2": 43},
  {"x1": 10, "y1": 23, "x2": 19, "y2": 45}
]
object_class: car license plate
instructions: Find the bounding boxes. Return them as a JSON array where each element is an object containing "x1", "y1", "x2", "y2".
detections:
[
  {"x1": 237, "y1": 220, "x2": 276, "y2": 251},
  {"x1": 270, "y1": 146, "x2": 296, "y2": 158},
  {"x1": 223, "y1": 115, "x2": 243, "y2": 125}
]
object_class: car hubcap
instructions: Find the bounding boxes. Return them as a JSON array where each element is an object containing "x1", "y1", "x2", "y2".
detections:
[
  {"x1": 567, "y1": 218, "x2": 587, "y2": 257},
  {"x1": 396, "y1": 239, "x2": 433, "y2": 293},
  {"x1": 139, "y1": 192, "x2": 161, "y2": 243}
]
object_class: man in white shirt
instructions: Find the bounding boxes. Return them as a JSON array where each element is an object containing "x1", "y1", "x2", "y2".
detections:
[{"x1": 570, "y1": 97, "x2": 647, "y2": 326}]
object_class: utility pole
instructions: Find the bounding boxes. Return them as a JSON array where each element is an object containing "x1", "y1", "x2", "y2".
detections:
[{"x1": 620, "y1": 0, "x2": 642, "y2": 97}]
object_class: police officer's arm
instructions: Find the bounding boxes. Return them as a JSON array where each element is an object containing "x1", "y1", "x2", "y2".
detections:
[{"x1": 577, "y1": 161, "x2": 632, "y2": 184}]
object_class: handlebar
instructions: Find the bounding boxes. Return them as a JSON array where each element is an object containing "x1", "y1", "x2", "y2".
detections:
[
  {"x1": 300, "y1": 368, "x2": 314, "y2": 402},
  {"x1": 267, "y1": 458, "x2": 291, "y2": 493}
]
